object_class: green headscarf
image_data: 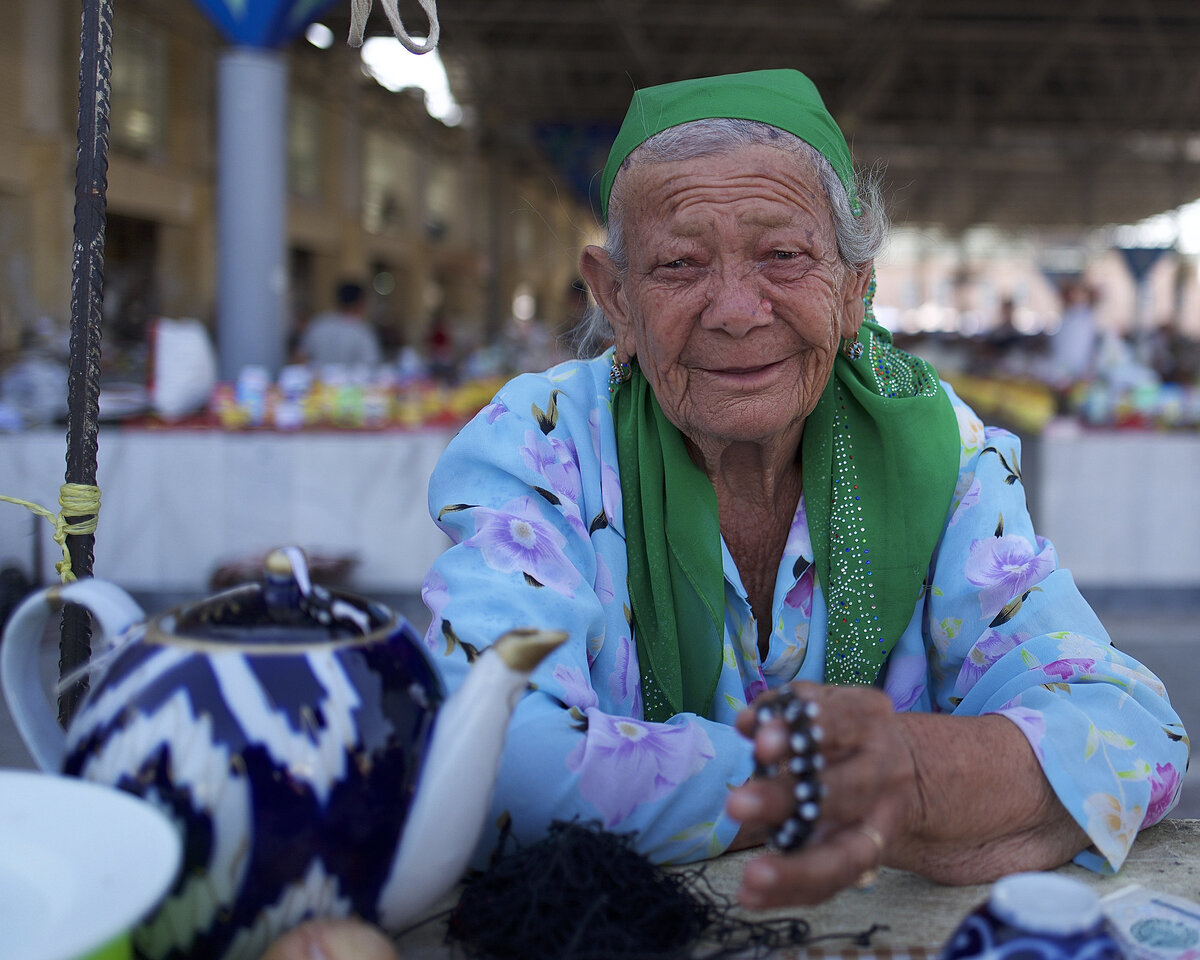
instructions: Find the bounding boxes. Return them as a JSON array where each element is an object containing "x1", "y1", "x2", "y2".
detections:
[
  {"x1": 607, "y1": 70, "x2": 961, "y2": 721},
  {"x1": 601, "y1": 68, "x2": 855, "y2": 222}
]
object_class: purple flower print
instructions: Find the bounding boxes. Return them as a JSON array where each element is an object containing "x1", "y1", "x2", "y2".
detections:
[
  {"x1": 1042, "y1": 657, "x2": 1097, "y2": 681},
  {"x1": 599, "y1": 462, "x2": 622, "y2": 529},
  {"x1": 593, "y1": 553, "x2": 616, "y2": 605},
  {"x1": 554, "y1": 664, "x2": 599, "y2": 711},
  {"x1": 420, "y1": 569, "x2": 450, "y2": 652},
  {"x1": 1145, "y1": 762, "x2": 1182, "y2": 826},
  {"x1": 422, "y1": 568, "x2": 449, "y2": 620},
  {"x1": 566, "y1": 712, "x2": 715, "y2": 826},
  {"x1": 464, "y1": 496, "x2": 582, "y2": 596},
  {"x1": 521, "y1": 430, "x2": 582, "y2": 509},
  {"x1": 589, "y1": 410, "x2": 623, "y2": 527},
  {"x1": 744, "y1": 676, "x2": 769, "y2": 706},
  {"x1": 955, "y1": 629, "x2": 1019, "y2": 694},
  {"x1": 964, "y1": 534, "x2": 1056, "y2": 619},
  {"x1": 949, "y1": 477, "x2": 981, "y2": 526},
  {"x1": 608, "y1": 636, "x2": 638, "y2": 704},
  {"x1": 485, "y1": 400, "x2": 509, "y2": 424},
  {"x1": 784, "y1": 497, "x2": 813, "y2": 557},
  {"x1": 784, "y1": 566, "x2": 813, "y2": 613},
  {"x1": 996, "y1": 704, "x2": 1047, "y2": 760},
  {"x1": 884, "y1": 653, "x2": 926, "y2": 711}
]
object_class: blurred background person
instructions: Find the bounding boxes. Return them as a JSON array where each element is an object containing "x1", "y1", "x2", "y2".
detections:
[
  {"x1": 1049, "y1": 281, "x2": 1099, "y2": 388},
  {"x1": 296, "y1": 281, "x2": 382, "y2": 369}
]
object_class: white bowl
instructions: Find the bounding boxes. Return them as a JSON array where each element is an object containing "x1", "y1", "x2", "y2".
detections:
[{"x1": 0, "y1": 770, "x2": 182, "y2": 960}]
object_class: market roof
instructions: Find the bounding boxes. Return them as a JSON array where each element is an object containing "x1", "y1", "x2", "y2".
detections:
[{"x1": 328, "y1": 0, "x2": 1200, "y2": 232}]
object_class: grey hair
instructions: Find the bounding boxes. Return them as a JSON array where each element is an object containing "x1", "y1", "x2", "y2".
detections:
[{"x1": 571, "y1": 118, "x2": 888, "y2": 358}]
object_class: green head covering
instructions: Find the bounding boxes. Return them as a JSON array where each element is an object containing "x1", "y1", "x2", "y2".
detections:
[
  {"x1": 607, "y1": 71, "x2": 962, "y2": 719},
  {"x1": 600, "y1": 68, "x2": 855, "y2": 222}
]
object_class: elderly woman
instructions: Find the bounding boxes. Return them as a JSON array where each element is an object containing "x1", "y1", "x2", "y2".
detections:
[{"x1": 420, "y1": 69, "x2": 1187, "y2": 907}]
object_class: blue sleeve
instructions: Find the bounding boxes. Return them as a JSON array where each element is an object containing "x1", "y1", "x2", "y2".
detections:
[
  {"x1": 923, "y1": 392, "x2": 1189, "y2": 871},
  {"x1": 421, "y1": 360, "x2": 753, "y2": 866}
]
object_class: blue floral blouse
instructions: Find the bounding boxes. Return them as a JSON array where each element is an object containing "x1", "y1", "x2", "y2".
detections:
[{"x1": 421, "y1": 351, "x2": 1188, "y2": 872}]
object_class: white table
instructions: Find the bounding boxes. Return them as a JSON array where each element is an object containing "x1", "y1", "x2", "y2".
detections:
[
  {"x1": 5, "y1": 422, "x2": 1199, "y2": 597},
  {"x1": 0, "y1": 427, "x2": 456, "y2": 594},
  {"x1": 1032, "y1": 421, "x2": 1200, "y2": 588}
]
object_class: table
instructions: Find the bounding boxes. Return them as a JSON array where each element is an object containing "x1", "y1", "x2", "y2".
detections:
[
  {"x1": 392, "y1": 819, "x2": 1200, "y2": 959},
  {"x1": 0, "y1": 427, "x2": 456, "y2": 594},
  {"x1": 4, "y1": 422, "x2": 1199, "y2": 598},
  {"x1": 1026, "y1": 422, "x2": 1200, "y2": 589}
]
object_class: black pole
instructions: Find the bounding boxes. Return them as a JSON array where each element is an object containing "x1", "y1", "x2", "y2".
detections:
[{"x1": 59, "y1": 0, "x2": 114, "y2": 726}]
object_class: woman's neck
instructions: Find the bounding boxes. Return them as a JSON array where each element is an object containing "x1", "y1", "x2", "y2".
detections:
[
  {"x1": 686, "y1": 425, "x2": 806, "y2": 658},
  {"x1": 684, "y1": 422, "x2": 805, "y2": 507}
]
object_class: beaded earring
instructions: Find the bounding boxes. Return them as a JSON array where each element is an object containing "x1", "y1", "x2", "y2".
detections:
[
  {"x1": 841, "y1": 266, "x2": 877, "y2": 361},
  {"x1": 609, "y1": 354, "x2": 631, "y2": 386}
]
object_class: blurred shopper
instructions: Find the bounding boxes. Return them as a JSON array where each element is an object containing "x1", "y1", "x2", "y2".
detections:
[
  {"x1": 425, "y1": 310, "x2": 458, "y2": 384},
  {"x1": 1049, "y1": 281, "x2": 1098, "y2": 387},
  {"x1": 297, "y1": 281, "x2": 382, "y2": 368}
]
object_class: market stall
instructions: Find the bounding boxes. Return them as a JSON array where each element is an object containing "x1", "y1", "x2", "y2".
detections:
[{"x1": 0, "y1": 424, "x2": 456, "y2": 595}]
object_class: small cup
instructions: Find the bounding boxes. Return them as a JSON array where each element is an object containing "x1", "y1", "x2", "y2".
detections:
[{"x1": 940, "y1": 872, "x2": 1122, "y2": 960}]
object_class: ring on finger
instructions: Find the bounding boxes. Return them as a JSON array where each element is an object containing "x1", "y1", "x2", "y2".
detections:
[{"x1": 850, "y1": 823, "x2": 885, "y2": 889}]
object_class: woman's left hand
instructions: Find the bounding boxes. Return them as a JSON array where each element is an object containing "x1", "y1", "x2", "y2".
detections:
[
  {"x1": 725, "y1": 679, "x2": 1088, "y2": 908},
  {"x1": 726, "y1": 680, "x2": 914, "y2": 907}
]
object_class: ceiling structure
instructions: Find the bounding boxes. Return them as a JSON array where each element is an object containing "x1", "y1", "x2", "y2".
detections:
[{"x1": 333, "y1": 0, "x2": 1200, "y2": 234}]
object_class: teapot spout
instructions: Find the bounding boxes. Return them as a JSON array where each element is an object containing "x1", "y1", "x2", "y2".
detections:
[
  {"x1": 492, "y1": 627, "x2": 572, "y2": 673},
  {"x1": 375, "y1": 628, "x2": 566, "y2": 930}
]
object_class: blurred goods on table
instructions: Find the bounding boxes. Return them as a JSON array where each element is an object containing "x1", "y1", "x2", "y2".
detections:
[{"x1": 209, "y1": 363, "x2": 507, "y2": 431}]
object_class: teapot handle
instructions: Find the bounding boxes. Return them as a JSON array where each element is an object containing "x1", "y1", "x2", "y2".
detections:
[{"x1": 1, "y1": 579, "x2": 145, "y2": 772}]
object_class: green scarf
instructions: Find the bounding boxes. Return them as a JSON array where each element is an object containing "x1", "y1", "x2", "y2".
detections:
[
  {"x1": 613, "y1": 366, "x2": 726, "y2": 721},
  {"x1": 613, "y1": 322, "x2": 960, "y2": 721}
]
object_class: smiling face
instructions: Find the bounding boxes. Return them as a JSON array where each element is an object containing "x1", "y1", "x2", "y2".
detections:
[{"x1": 583, "y1": 144, "x2": 870, "y2": 454}]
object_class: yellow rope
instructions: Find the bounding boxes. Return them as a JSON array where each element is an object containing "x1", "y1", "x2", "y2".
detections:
[{"x1": 0, "y1": 483, "x2": 101, "y2": 582}]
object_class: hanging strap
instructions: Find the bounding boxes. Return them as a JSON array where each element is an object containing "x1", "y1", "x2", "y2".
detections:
[{"x1": 349, "y1": 0, "x2": 441, "y2": 54}]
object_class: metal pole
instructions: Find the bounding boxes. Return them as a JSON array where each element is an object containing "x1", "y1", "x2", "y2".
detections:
[{"x1": 59, "y1": 0, "x2": 114, "y2": 725}]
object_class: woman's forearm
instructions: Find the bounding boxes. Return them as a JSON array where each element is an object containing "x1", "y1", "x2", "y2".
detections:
[{"x1": 888, "y1": 712, "x2": 1088, "y2": 882}]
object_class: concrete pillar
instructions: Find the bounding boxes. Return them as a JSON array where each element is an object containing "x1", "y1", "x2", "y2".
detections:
[{"x1": 216, "y1": 46, "x2": 287, "y2": 379}]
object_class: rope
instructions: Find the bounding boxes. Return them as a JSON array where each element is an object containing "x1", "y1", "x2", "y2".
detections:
[
  {"x1": 0, "y1": 483, "x2": 101, "y2": 582},
  {"x1": 348, "y1": 0, "x2": 440, "y2": 54}
]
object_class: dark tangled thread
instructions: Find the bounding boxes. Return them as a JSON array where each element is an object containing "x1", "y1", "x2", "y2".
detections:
[
  {"x1": 442, "y1": 819, "x2": 881, "y2": 960},
  {"x1": 750, "y1": 687, "x2": 823, "y2": 852}
]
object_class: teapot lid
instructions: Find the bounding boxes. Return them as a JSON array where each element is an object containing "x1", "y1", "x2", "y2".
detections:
[{"x1": 148, "y1": 547, "x2": 397, "y2": 649}]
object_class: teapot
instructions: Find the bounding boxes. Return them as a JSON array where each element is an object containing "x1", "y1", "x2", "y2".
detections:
[{"x1": 1, "y1": 547, "x2": 565, "y2": 960}]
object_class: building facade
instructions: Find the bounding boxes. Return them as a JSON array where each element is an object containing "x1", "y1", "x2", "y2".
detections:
[{"x1": 0, "y1": 0, "x2": 595, "y2": 371}]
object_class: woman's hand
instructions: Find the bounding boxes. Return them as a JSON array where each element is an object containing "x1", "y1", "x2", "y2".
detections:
[
  {"x1": 726, "y1": 681, "x2": 913, "y2": 907},
  {"x1": 725, "y1": 681, "x2": 1089, "y2": 909}
]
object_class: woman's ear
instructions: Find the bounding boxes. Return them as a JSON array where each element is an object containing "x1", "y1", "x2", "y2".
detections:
[
  {"x1": 838, "y1": 260, "x2": 874, "y2": 341},
  {"x1": 579, "y1": 245, "x2": 633, "y2": 354}
]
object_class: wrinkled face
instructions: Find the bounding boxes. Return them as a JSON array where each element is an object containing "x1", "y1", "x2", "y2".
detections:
[{"x1": 594, "y1": 144, "x2": 868, "y2": 450}]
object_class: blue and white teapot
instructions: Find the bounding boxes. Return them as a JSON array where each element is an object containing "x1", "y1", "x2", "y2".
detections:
[{"x1": 1, "y1": 547, "x2": 564, "y2": 960}]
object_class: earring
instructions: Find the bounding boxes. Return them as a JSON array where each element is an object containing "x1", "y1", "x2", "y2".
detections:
[
  {"x1": 843, "y1": 338, "x2": 865, "y2": 361},
  {"x1": 609, "y1": 353, "x2": 631, "y2": 385}
]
